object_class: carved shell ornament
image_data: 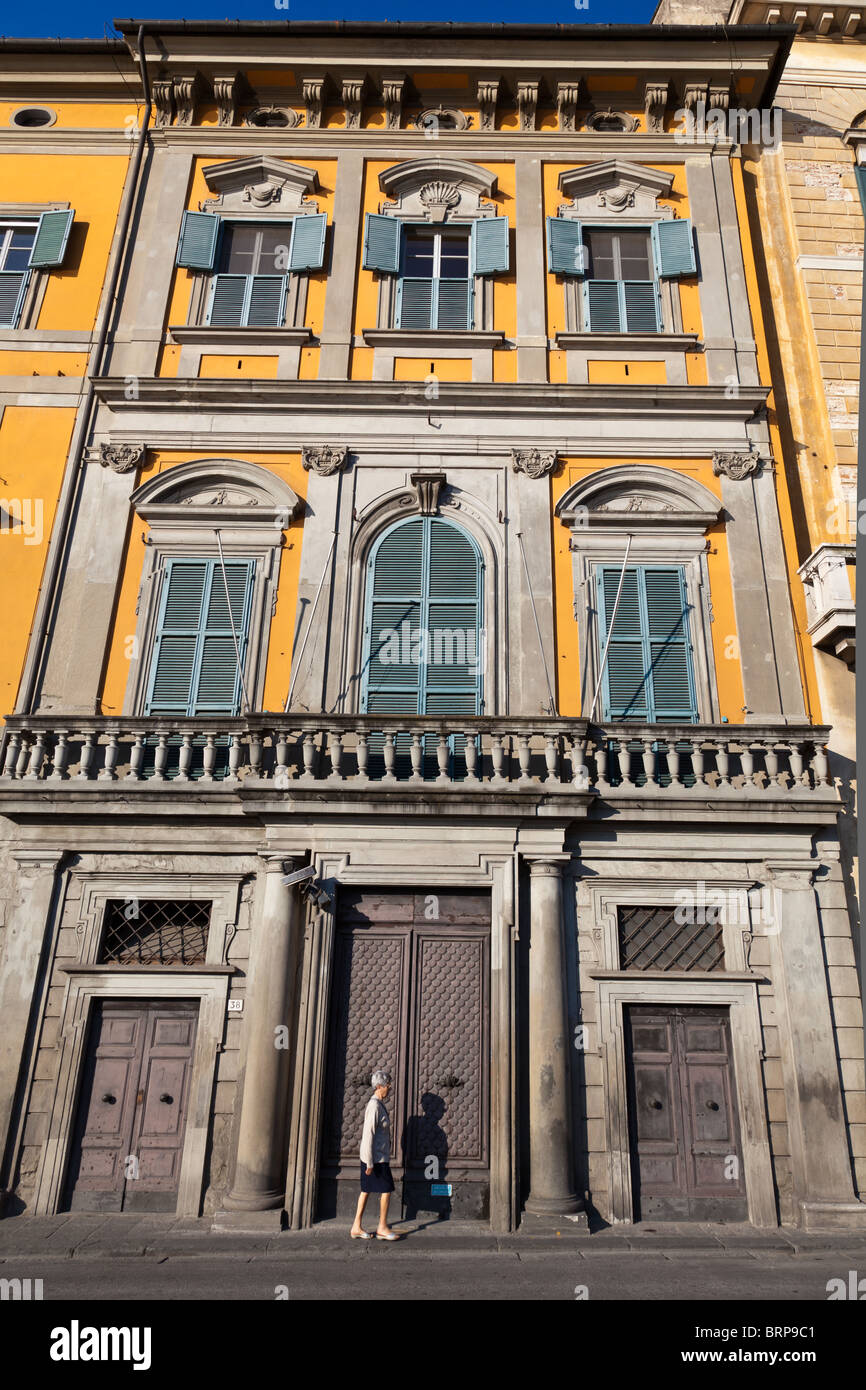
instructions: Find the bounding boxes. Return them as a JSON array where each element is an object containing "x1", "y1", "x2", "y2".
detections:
[
  {"x1": 243, "y1": 182, "x2": 283, "y2": 207},
  {"x1": 419, "y1": 181, "x2": 461, "y2": 212},
  {"x1": 597, "y1": 186, "x2": 635, "y2": 211}
]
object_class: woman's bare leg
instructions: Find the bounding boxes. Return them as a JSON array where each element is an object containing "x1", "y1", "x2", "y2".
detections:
[
  {"x1": 351, "y1": 1190, "x2": 369, "y2": 1235},
  {"x1": 377, "y1": 1192, "x2": 392, "y2": 1235}
]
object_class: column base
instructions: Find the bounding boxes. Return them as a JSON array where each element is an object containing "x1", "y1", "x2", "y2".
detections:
[
  {"x1": 221, "y1": 1186, "x2": 285, "y2": 1213},
  {"x1": 211, "y1": 1209, "x2": 285, "y2": 1234},
  {"x1": 797, "y1": 1199, "x2": 866, "y2": 1231},
  {"x1": 523, "y1": 1192, "x2": 584, "y2": 1217}
]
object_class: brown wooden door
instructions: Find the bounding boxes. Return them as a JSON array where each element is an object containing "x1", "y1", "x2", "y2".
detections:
[
  {"x1": 625, "y1": 1005, "x2": 747, "y2": 1221},
  {"x1": 320, "y1": 889, "x2": 490, "y2": 1219},
  {"x1": 65, "y1": 1001, "x2": 198, "y2": 1213}
]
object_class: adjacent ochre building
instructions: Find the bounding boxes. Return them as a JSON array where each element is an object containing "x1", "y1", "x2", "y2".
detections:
[{"x1": 0, "y1": 19, "x2": 862, "y2": 1233}]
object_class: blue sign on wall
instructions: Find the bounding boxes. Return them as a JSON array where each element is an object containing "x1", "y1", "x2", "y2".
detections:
[{"x1": 430, "y1": 1183, "x2": 452, "y2": 1196}]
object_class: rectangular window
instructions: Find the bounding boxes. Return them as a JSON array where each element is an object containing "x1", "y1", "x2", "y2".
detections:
[
  {"x1": 397, "y1": 226, "x2": 472, "y2": 330},
  {"x1": 145, "y1": 558, "x2": 255, "y2": 716},
  {"x1": 100, "y1": 899, "x2": 211, "y2": 965},
  {"x1": 207, "y1": 223, "x2": 290, "y2": 328},
  {"x1": 617, "y1": 904, "x2": 725, "y2": 972},
  {"x1": 596, "y1": 564, "x2": 698, "y2": 721},
  {"x1": 583, "y1": 228, "x2": 660, "y2": 333},
  {"x1": 0, "y1": 222, "x2": 37, "y2": 327}
]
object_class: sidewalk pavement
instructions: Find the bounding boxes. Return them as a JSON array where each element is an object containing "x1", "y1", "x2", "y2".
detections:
[{"x1": 3, "y1": 1211, "x2": 866, "y2": 1261}]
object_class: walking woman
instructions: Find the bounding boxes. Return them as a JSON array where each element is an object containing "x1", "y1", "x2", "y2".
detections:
[{"x1": 351, "y1": 1070, "x2": 400, "y2": 1240}]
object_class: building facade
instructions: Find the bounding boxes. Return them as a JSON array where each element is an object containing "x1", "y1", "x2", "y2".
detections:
[{"x1": 0, "y1": 20, "x2": 862, "y2": 1233}]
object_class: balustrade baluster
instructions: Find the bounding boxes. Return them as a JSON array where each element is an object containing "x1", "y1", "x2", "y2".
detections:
[
  {"x1": 301, "y1": 732, "x2": 316, "y2": 781},
  {"x1": 175, "y1": 733, "x2": 193, "y2": 782},
  {"x1": 595, "y1": 739, "x2": 609, "y2": 791},
  {"x1": 618, "y1": 740, "x2": 635, "y2": 789},
  {"x1": 356, "y1": 730, "x2": 369, "y2": 781},
  {"x1": 152, "y1": 733, "x2": 169, "y2": 782},
  {"x1": 464, "y1": 731, "x2": 479, "y2": 783},
  {"x1": 666, "y1": 739, "x2": 681, "y2": 786},
  {"x1": 26, "y1": 733, "x2": 47, "y2": 780},
  {"x1": 328, "y1": 731, "x2": 343, "y2": 781},
  {"x1": 98, "y1": 732, "x2": 119, "y2": 781},
  {"x1": 248, "y1": 732, "x2": 262, "y2": 779},
  {"x1": 200, "y1": 733, "x2": 216, "y2": 782},
  {"x1": 642, "y1": 738, "x2": 655, "y2": 788},
  {"x1": 77, "y1": 733, "x2": 95, "y2": 781},
  {"x1": 789, "y1": 741, "x2": 804, "y2": 785},
  {"x1": 741, "y1": 743, "x2": 755, "y2": 788},
  {"x1": 690, "y1": 739, "x2": 705, "y2": 787},
  {"x1": 125, "y1": 734, "x2": 144, "y2": 781},
  {"x1": 491, "y1": 734, "x2": 505, "y2": 783},
  {"x1": 2, "y1": 731, "x2": 20, "y2": 778},
  {"x1": 275, "y1": 732, "x2": 288, "y2": 782},
  {"x1": 717, "y1": 741, "x2": 730, "y2": 787},
  {"x1": 814, "y1": 741, "x2": 829, "y2": 786},
  {"x1": 382, "y1": 732, "x2": 396, "y2": 782},
  {"x1": 409, "y1": 732, "x2": 423, "y2": 783},
  {"x1": 570, "y1": 736, "x2": 588, "y2": 788},
  {"x1": 52, "y1": 732, "x2": 70, "y2": 780},
  {"x1": 765, "y1": 743, "x2": 779, "y2": 786},
  {"x1": 227, "y1": 735, "x2": 243, "y2": 782},
  {"x1": 517, "y1": 735, "x2": 531, "y2": 783},
  {"x1": 544, "y1": 734, "x2": 559, "y2": 784},
  {"x1": 436, "y1": 734, "x2": 450, "y2": 784}
]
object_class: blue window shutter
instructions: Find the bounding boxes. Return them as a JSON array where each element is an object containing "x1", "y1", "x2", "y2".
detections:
[
  {"x1": 546, "y1": 217, "x2": 585, "y2": 276},
  {"x1": 28, "y1": 210, "x2": 75, "y2": 268},
  {"x1": 246, "y1": 275, "x2": 286, "y2": 327},
  {"x1": 436, "y1": 279, "x2": 471, "y2": 329},
  {"x1": 623, "y1": 280, "x2": 660, "y2": 332},
  {"x1": 175, "y1": 210, "x2": 220, "y2": 271},
  {"x1": 288, "y1": 212, "x2": 327, "y2": 271},
  {"x1": 397, "y1": 278, "x2": 433, "y2": 329},
  {"x1": 652, "y1": 218, "x2": 696, "y2": 278},
  {"x1": 0, "y1": 272, "x2": 28, "y2": 327},
  {"x1": 597, "y1": 565, "x2": 697, "y2": 722},
  {"x1": 586, "y1": 280, "x2": 623, "y2": 332},
  {"x1": 363, "y1": 213, "x2": 400, "y2": 273},
  {"x1": 146, "y1": 558, "x2": 254, "y2": 716},
  {"x1": 208, "y1": 274, "x2": 248, "y2": 326},
  {"x1": 643, "y1": 567, "x2": 697, "y2": 720},
  {"x1": 470, "y1": 216, "x2": 509, "y2": 276}
]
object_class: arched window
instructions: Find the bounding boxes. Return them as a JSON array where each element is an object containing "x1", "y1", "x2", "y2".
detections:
[{"x1": 361, "y1": 516, "x2": 483, "y2": 770}]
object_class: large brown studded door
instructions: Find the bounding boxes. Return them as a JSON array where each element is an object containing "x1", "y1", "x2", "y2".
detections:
[
  {"x1": 625, "y1": 1005, "x2": 747, "y2": 1221},
  {"x1": 319, "y1": 889, "x2": 490, "y2": 1220},
  {"x1": 64, "y1": 1001, "x2": 198, "y2": 1213}
]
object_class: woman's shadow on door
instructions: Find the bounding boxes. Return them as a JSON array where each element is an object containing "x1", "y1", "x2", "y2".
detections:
[{"x1": 402, "y1": 1092, "x2": 451, "y2": 1222}]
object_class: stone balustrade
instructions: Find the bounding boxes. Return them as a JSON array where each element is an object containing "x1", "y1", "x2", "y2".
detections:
[{"x1": 0, "y1": 715, "x2": 835, "y2": 798}]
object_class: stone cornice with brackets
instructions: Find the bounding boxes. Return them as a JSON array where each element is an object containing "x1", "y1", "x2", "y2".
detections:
[
  {"x1": 557, "y1": 158, "x2": 677, "y2": 221},
  {"x1": 199, "y1": 155, "x2": 319, "y2": 215}
]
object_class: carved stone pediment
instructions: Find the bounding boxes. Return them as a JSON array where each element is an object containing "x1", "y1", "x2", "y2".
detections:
[
  {"x1": 555, "y1": 464, "x2": 722, "y2": 530},
  {"x1": 131, "y1": 459, "x2": 301, "y2": 535},
  {"x1": 200, "y1": 156, "x2": 319, "y2": 216},
  {"x1": 557, "y1": 159, "x2": 675, "y2": 222},
  {"x1": 595, "y1": 494, "x2": 675, "y2": 513},
  {"x1": 379, "y1": 158, "x2": 497, "y2": 221}
]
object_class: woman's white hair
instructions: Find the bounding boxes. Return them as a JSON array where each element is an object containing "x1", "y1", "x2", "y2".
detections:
[{"x1": 371, "y1": 1070, "x2": 392, "y2": 1088}]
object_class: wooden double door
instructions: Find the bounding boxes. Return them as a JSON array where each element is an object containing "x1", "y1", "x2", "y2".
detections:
[
  {"x1": 625, "y1": 1004, "x2": 747, "y2": 1221},
  {"x1": 320, "y1": 889, "x2": 490, "y2": 1219},
  {"x1": 64, "y1": 1001, "x2": 198, "y2": 1213}
]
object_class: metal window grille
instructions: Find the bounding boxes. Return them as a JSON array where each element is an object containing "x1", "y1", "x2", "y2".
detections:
[
  {"x1": 617, "y1": 904, "x2": 725, "y2": 972},
  {"x1": 99, "y1": 899, "x2": 211, "y2": 965}
]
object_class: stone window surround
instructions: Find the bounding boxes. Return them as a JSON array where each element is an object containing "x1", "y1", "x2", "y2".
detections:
[
  {"x1": 121, "y1": 458, "x2": 301, "y2": 718},
  {"x1": 339, "y1": 480, "x2": 505, "y2": 717},
  {"x1": 366, "y1": 157, "x2": 507, "y2": 382},
  {"x1": 28, "y1": 869, "x2": 245, "y2": 1216},
  {"x1": 555, "y1": 464, "x2": 722, "y2": 724},
  {"x1": 0, "y1": 200, "x2": 71, "y2": 332},
  {"x1": 582, "y1": 878, "x2": 759, "y2": 976},
  {"x1": 551, "y1": 160, "x2": 693, "y2": 379}
]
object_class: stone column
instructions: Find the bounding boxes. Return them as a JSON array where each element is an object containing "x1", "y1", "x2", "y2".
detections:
[
  {"x1": 0, "y1": 851, "x2": 65, "y2": 1191},
  {"x1": 524, "y1": 857, "x2": 581, "y2": 1215},
  {"x1": 767, "y1": 863, "x2": 866, "y2": 1229},
  {"x1": 514, "y1": 154, "x2": 548, "y2": 383},
  {"x1": 318, "y1": 150, "x2": 364, "y2": 379},
  {"x1": 224, "y1": 854, "x2": 301, "y2": 1210}
]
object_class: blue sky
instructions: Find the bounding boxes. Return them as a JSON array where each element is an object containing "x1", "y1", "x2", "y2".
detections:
[{"x1": 2, "y1": 2, "x2": 656, "y2": 41}]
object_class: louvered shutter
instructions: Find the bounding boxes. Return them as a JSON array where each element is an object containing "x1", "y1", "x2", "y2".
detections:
[
  {"x1": 397, "y1": 279, "x2": 433, "y2": 329},
  {"x1": 643, "y1": 567, "x2": 697, "y2": 720},
  {"x1": 208, "y1": 275, "x2": 248, "y2": 326},
  {"x1": 623, "y1": 281, "x2": 660, "y2": 332},
  {"x1": 146, "y1": 561, "x2": 209, "y2": 714},
  {"x1": 363, "y1": 519, "x2": 425, "y2": 722},
  {"x1": 175, "y1": 211, "x2": 220, "y2": 271},
  {"x1": 246, "y1": 275, "x2": 285, "y2": 326},
  {"x1": 436, "y1": 279, "x2": 471, "y2": 329},
  {"x1": 546, "y1": 217, "x2": 585, "y2": 276},
  {"x1": 425, "y1": 518, "x2": 482, "y2": 715},
  {"x1": 598, "y1": 568, "x2": 648, "y2": 719},
  {"x1": 288, "y1": 212, "x2": 327, "y2": 271},
  {"x1": 652, "y1": 218, "x2": 696, "y2": 278},
  {"x1": 194, "y1": 561, "x2": 254, "y2": 713},
  {"x1": 28, "y1": 209, "x2": 75, "y2": 268},
  {"x1": 469, "y1": 216, "x2": 509, "y2": 276},
  {"x1": 0, "y1": 272, "x2": 27, "y2": 327},
  {"x1": 363, "y1": 213, "x2": 401, "y2": 273},
  {"x1": 585, "y1": 280, "x2": 623, "y2": 332}
]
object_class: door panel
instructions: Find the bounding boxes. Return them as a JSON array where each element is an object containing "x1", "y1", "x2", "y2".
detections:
[
  {"x1": 319, "y1": 889, "x2": 490, "y2": 1219},
  {"x1": 64, "y1": 1001, "x2": 198, "y2": 1213},
  {"x1": 625, "y1": 1005, "x2": 746, "y2": 1221}
]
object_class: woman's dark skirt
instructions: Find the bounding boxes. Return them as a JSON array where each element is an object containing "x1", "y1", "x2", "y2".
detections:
[{"x1": 360, "y1": 1162, "x2": 395, "y2": 1194}]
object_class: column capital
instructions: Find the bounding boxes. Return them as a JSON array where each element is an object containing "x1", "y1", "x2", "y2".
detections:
[
  {"x1": 764, "y1": 861, "x2": 819, "y2": 890},
  {"x1": 11, "y1": 849, "x2": 66, "y2": 873},
  {"x1": 525, "y1": 855, "x2": 569, "y2": 877},
  {"x1": 257, "y1": 851, "x2": 301, "y2": 876}
]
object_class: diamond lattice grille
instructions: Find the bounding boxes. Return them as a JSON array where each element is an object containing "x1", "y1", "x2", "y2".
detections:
[
  {"x1": 100, "y1": 899, "x2": 211, "y2": 965},
  {"x1": 617, "y1": 904, "x2": 725, "y2": 972}
]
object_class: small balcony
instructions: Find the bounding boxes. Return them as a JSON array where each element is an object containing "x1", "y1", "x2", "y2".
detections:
[{"x1": 0, "y1": 714, "x2": 838, "y2": 823}]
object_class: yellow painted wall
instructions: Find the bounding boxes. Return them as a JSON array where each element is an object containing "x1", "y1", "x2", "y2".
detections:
[
  {"x1": 198, "y1": 355, "x2": 278, "y2": 378},
  {"x1": 3, "y1": 152, "x2": 129, "y2": 331},
  {"x1": 393, "y1": 357, "x2": 472, "y2": 381},
  {"x1": 0, "y1": 352, "x2": 87, "y2": 377},
  {"x1": 0, "y1": 406, "x2": 75, "y2": 719},
  {"x1": 587, "y1": 360, "x2": 666, "y2": 384},
  {"x1": 552, "y1": 457, "x2": 746, "y2": 722},
  {"x1": 0, "y1": 101, "x2": 140, "y2": 129},
  {"x1": 99, "y1": 452, "x2": 309, "y2": 716}
]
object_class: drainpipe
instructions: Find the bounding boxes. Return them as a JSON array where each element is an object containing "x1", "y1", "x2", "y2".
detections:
[{"x1": 12, "y1": 25, "x2": 153, "y2": 718}]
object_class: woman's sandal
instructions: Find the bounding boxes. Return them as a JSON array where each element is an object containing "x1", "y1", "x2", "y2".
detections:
[
  {"x1": 350, "y1": 1230, "x2": 373, "y2": 1239},
  {"x1": 376, "y1": 1231, "x2": 401, "y2": 1241}
]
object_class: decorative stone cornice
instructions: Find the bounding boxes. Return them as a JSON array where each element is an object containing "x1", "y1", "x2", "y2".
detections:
[
  {"x1": 708, "y1": 84, "x2": 731, "y2": 113},
  {"x1": 100, "y1": 442, "x2": 146, "y2": 474},
  {"x1": 557, "y1": 83, "x2": 580, "y2": 133},
  {"x1": 410, "y1": 470, "x2": 446, "y2": 514},
  {"x1": 342, "y1": 77, "x2": 364, "y2": 130},
  {"x1": 712, "y1": 450, "x2": 761, "y2": 481},
  {"x1": 302, "y1": 444, "x2": 348, "y2": 477},
  {"x1": 683, "y1": 83, "x2": 707, "y2": 113},
  {"x1": 382, "y1": 78, "x2": 406, "y2": 131},
  {"x1": 213, "y1": 75, "x2": 240, "y2": 128},
  {"x1": 517, "y1": 81, "x2": 539, "y2": 132},
  {"x1": 153, "y1": 79, "x2": 175, "y2": 127},
  {"x1": 645, "y1": 82, "x2": 669, "y2": 133},
  {"x1": 173, "y1": 73, "x2": 205, "y2": 126},
  {"x1": 302, "y1": 76, "x2": 324, "y2": 129},
  {"x1": 512, "y1": 448, "x2": 558, "y2": 480},
  {"x1": 477, "y1": 80, "x2": 499, "y2": 132}
]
